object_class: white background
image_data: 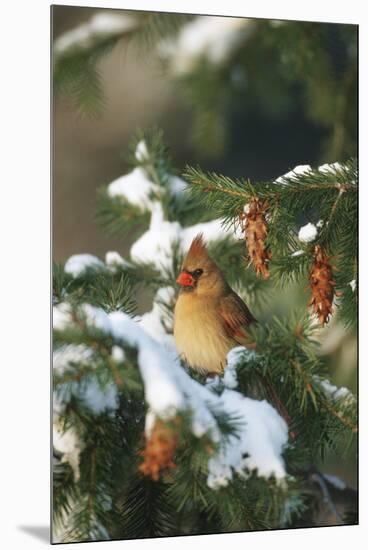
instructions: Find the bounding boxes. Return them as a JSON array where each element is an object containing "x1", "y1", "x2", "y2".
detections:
[{"x1": 1, "y1": 0, "x2": 366, "y2": 548}]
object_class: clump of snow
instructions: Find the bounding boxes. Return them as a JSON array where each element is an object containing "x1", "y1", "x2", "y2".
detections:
[
  {"x1": 139, "y1": 286, "x2": 175, "y2": 333},
  {"x1": 82, "y1": 381, "x2": 118, "y2": 414},
  {"x1": 275, "y1": 165, "x2": 312, "y2": 185},
  {"x1": 318, "y1": 162, "x2": 342, "y2": 174},
  {"x1": 130, "y1": 202, "x2": 237, "y2": 273},
  {"x1": 168, "y1": 175, "x2": 188, "y2": 195},
  {"x1": 316, "y1": 219, "x2": 324, "y2": 228},
  {"x1": 223, "y1": 368, "x2": 237, "y2": 390},
  {"x1": 349, "y1": 279, "x2": 356, "y2": 292},
  {"x1": 113, "y1": 141, "x2": 186, "y2": 205},
  {"x1": 135, "y1": 139, "x2": 149, "y2": 162},
  {"x1": 315, "y1": 376, "x2": 353, "y2": 402},
  {"x1": 205, "y1": 374, "x2": 221, "y2": 390},
  {"x1": 298, "y1": 223, "x2": 318, "y2": 243},
  {"x1": 54, "y1": 12, "x2": 138, "y2": 55},
  {"x1": 53, "y1": 341, "x2": 119, "y2": 415},
  {"x1": 64, "y1": 254, "x2": 105, "y2": 278},
  {"x1": 105, "y1": 251, "x2": 132, "y2": 269},
  {"x1": 323, "y1": 473, "x2": 346, "y2": 490},
  {"x1": 159, "y1": 17, "x2": 254, "y2": 74},
  {"x1": 320, "y1": 379, "x2": 350, "y2": 400},
  {"x1": 291, "y1": 250, "x2": 304, "y2": 257},
  {"x1": 53, "y1": 382, "x2": 117, "y2": 420},
  {"x1": 138, "y1": 286, "x2": 177, "y2": 357},
  {"x1": 53, "y1": 302, "x2": 73, "y2": 331},
  {"x1": 224, "y1": 346, "x2": 256, "y2": 389},
  {"x1": 111, "y1": 345, "x2": 125, "y2": 362},
  {"x1": 107, "y1": 167, "x2": 160, "y2": 211},
  {"x1": 53, "y1": 344, "x2": 93, "y2": 371},
  {"x1": 207, "y1": 391, "x2": 288, "y2": 489},
  {"x1": 82, "y1": 303, "x2": 112, "y2": 332},
  {"x1": 155, "y1": 286, "x2": 176, "y2": 304},
  {"x1": 144, "y1": 409, "x2": 157, "y2": 438},
  {"x1": 53, "y1": 422, "x2": 83, "y2": 480},
  {"x1": 130, "y1": 202, "x2": 181, "y2": 271},
  {"x1": 81, "y1": 304, "x2": 186, "y2": 419},
  {"x1": 106, "y1": 141, "x2": 240, "y2": 273},
  {"x1": 53, "y1": 347, "x2": 89, "y2": 479}
]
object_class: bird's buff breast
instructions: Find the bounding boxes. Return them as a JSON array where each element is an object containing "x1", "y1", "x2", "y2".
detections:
[{"x1": 174, "y1": 293, "x2": 234, "y2": 374}]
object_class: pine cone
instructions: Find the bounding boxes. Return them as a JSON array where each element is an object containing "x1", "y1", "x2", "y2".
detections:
[
  {"x1": 139, "y1": 418, "x2": 179, "y2": 481},
  {"x1": 309, "y1": 245, "x2": 335, "y2": 326},
  {"x1": 241, "y1": 197, "x2": 271, "y2": 279}
]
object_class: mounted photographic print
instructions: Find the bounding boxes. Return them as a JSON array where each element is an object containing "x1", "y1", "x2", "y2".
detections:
[{"x1": 52, "y1": 4, "x2": 358, "y2": 544}]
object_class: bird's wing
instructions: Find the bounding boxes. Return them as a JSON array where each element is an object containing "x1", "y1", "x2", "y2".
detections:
[{"x1": 218, "y1": 291, "x2": 256, "y2": 348}]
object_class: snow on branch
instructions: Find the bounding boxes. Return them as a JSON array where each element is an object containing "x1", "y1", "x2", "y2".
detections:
[
  {"x1": 105, "y1": 251, "x2": 132, "y2": 270},
  {"x1": 222, "y1": 345, "x2": 256, "y2": 389},
  {"x1": 66, "y1": 139, "x2": 242, "y2": 278},
  {"x1": 53, "y1": 423, "x2": 82, "y2": 480},
  {"x1": 54, "y1": 12, "x2": 138, "y2": 56},
  {"x1": 159, "y1": 16, "x2": 255, "y2": 74},
  {"x1": 349, "y1": 279, "x2": 356, "y2": 292},
  {"x1": 207, "y1": 390, "x2": 288, "y2": 488},
  {"x1": 107, "y1": 167, "x2": 161, "y2": 211},
  {"x1": 275, "y1": 164, "x2": 312, "y2": 185},
  {"x1": 314, "y1": 376, "x2": 354, "y2": 403},
  {"x1": 53, "y1": 341, "x2": 119, "y2": 420},
  {"x1": 53, "y1": 302, "x2": 289, "y2": 488},
  {"x1": 64, "y1": 254, "x2": 106, "y2": 278},
  {"x1": 63, "y1": 211, "x2": 239, "y2": 281},
  {"x1": 318, "y1": 162, "x2": 343, "y2": 174},
  {"x1": 106, "y1": 139, "x2": 187, "y2": 210},
  {"x1": 53, "y1": 339, "x2": 119, "y2": 480},
  {"x1": 298, "y1": 222, "x2": 318, "y2": 243},
  {"x1": 61, "y1": 251, "x2": 132, "y2": 280},
  {"x1": 139, "y1": 286, "x2": 176, "y2": 347},
  {"x1": 130, "y1": 201, "x2": 238, "y2": 273}
]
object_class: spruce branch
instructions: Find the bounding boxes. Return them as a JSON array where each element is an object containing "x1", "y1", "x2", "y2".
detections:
[
  {"x1": 53, "y1": 11, "x2": 195, "y2": 115},
  {"x1": 184, "y1": 160, "x2": 357, "y2": 325},
  {"x1": 318, "y1": 396, "x2": 357, "y2": 434},
  {"x1": 53, "y1": 129, "x2": 357, "y2": 539}
]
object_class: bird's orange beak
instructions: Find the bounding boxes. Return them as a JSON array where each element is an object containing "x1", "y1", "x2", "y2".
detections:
[{"x1": 176, "y1": 271, "x2": 195, "y2": 287}]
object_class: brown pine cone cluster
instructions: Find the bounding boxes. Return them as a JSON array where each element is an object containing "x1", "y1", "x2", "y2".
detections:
[
  {"x1": 139, "y1": 418, "x2": 179, "y2": 481},
  {"x1": 309, "y1": 245, "x2": 335, "y2": 325},
  {"x1": 241, "y1": 197, "x2": 272, "y2": 279}
]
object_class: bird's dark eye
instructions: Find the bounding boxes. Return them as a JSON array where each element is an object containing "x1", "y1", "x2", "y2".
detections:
[{"x1": 193, "y1": 269, "x2": 203, "y2": 278}]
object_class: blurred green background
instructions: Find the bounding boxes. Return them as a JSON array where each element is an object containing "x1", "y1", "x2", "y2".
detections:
[{"x1": 52, "y1": 6, "x2": 357, "y2": 487}]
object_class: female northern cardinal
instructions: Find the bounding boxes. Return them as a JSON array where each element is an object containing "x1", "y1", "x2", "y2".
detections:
[{"x1": 174, "y1": 234, "x2": 256, "y2": 374}]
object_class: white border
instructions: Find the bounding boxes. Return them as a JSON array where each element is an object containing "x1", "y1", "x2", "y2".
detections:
[{"x1": 1, "y1": 1, "x2": 366, "y2": 549}]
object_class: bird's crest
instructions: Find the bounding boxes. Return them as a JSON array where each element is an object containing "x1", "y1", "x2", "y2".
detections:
[{"x1": 185, "y1": 233, "x2": 210, "y2": 263}]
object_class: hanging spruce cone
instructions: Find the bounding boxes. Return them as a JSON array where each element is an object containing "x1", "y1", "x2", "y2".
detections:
[
  {"x1": 241, "y1": 197, "x2": 271, "y2": 279},
  {"x1": 139, "y1": 418, "x2": 179, "y2": 481},
  {"x1": 309, "y1": 245, "x2": 335, "y2": 326}
]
